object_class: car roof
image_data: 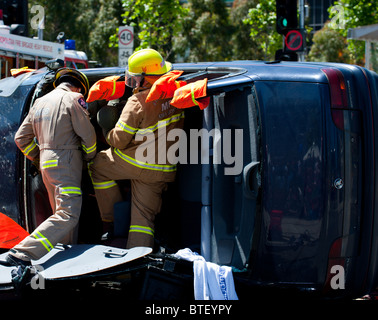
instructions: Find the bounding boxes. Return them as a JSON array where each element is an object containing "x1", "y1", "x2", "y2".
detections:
[
  {"x1": 2, "y1": 60, "x2": 366, "y2": 98},
  {"x1": 64, "y1": 60, "x2": 345, "y2": 85},
  {"x1": 173, "y1": 60, "x2": 342, "y2": 83}
]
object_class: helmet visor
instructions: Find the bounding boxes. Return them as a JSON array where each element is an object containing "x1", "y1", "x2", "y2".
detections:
[{"x1": 125, "y1": 70, "x2": 145, "y2": 88}]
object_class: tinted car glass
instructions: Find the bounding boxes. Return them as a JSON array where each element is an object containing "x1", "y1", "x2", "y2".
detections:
[
  {"x1": 211, "y1": 84, "x2": 260, "y2": 269},
  {"x1": 257, "y1": 81, "x2": 328, "y2": 282},
  {"x1": 0, "y1": 72, "x2": 35, "y2": 97},
  {"x1": 0, "y1": 84, "x2": 35, "y2": 223}
]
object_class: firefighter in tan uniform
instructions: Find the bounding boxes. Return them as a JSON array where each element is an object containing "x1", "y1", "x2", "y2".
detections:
[
  {"x1": 89, "y1": 49, "x2": 184, "y2": 249},
  {"x1": 5, "y1": 68, "x2": 96, "y2": 266}
]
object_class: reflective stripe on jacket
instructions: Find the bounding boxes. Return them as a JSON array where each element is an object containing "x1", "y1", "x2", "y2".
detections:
[
  {"x1": 106, "y1": 87, "x2": 184, "y2": 180},
  {"x1": 15, "y1": 83, "x2": 97, "y2": 162}
]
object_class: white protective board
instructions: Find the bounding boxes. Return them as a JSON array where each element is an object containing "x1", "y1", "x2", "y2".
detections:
[
  {"x1": 0, "y1": 244, "x2": 152, "y2": 284},
  {"x1": 0, "y1": 262, "x2": 16, "y2": 285}
]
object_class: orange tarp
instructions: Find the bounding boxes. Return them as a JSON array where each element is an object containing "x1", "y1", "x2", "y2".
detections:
[{"x1": 0, "y1": 212, "x2": 29, "y2": 249}]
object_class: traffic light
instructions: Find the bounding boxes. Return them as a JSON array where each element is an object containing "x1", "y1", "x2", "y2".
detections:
[{"x1": 276, "y1": 0, "x2": 298, "y2": 35}]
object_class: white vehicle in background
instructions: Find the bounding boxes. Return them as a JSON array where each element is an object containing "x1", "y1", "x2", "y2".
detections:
[{"x1": 63, "y1": 39, "x2": 88, "y2": 69}]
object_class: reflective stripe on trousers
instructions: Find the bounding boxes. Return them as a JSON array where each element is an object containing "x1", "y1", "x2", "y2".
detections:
[
  {"x1": 60, "y1": 186, "x2": 82, "y2": 195},
  {"x1": 92, "y1": 180, "x2": 117, "y2": 190},
  {"x1": 129, "y1": 225, "x2": 154, "y2": 236},
  {"x1": 32, "y1": 231, "x2": 54, "y2": 252}
]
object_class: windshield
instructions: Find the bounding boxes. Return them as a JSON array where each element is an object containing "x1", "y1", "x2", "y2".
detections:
[
  {"x1": 0, "y1": 70, "x2": 44, "y2": 97},
  {"x1": 0, "y1": 84, "x2": 36, "y2": 223}
]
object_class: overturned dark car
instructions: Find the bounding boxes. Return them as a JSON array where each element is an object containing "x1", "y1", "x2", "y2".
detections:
[{"x1": 1, "y1": 59, "x2": 378, "y2": 301}]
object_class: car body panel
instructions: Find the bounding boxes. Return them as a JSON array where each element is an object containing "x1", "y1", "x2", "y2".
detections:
[{"x1": 0, "y1": 61, "x2": 378, "y2": 298}]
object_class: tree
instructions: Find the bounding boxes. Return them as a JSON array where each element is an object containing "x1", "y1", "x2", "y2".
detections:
[
  {"x1": 28, "y1": 0, "x2": 301, "y2": 65},
  {"x1": 307, "y1": 23, "x2": 351, "y2": 63},
  {"x1": 111, "y1": 0, "x2": 187, "y2": 61},
  {"x1": 229, "y1": 0, "x2": 262, "y2": 60},
  {"x1": 28, "y1": 0, "x2": 79, "y2": 44},
  {"x1": 243, "y1": 0, "x2": 282, "y2": 60},
  {"x1": 328, "y1": 0, "x2": 378, "y2": 65},
  {"x1": 173, "y1": 0, "x2": 232, "y2": 62},
  {"x1": 28, "y1": 0, "x2": 123, "y2": 66},
  {"x1": 88, "y1": 0, "x2": 123, "y2": 66}
]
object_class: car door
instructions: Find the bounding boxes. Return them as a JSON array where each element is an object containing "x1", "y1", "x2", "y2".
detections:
[
  {"x1": 207, "y1": 83, "x2": 261, "y2": 270},
  {"x1": 0, "y1": 74, "x2": 38, "y2": 226}
]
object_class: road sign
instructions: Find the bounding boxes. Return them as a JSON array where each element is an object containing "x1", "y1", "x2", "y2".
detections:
[
  {"x1": 118, "y1": 26, "x2": 134, "y2": 66},
  {"x1": 118, "y1": 48, "x2": 133, "y2": 67},
  {"x1": 119, "y1": 27, "x2": 134, "y2": 47},
  {"x1": 284, "y1": 29, "x2": 305, "y2": 52}
]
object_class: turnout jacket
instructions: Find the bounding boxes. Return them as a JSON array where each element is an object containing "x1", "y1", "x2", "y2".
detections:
[
  {"x1": 15, "y1": 83, "x2": 97, "y2": 163},
  {"x1": 11, "y1": 83, "x2": 96, "y2": 261},
  {"x1": 105, "y1": 87, "x2": 185, "y2": 182}
]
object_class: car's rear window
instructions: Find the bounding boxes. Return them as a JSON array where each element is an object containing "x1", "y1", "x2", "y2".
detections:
[{"x1": 257, "y1": 81, "x2": 327, "y2": 281}]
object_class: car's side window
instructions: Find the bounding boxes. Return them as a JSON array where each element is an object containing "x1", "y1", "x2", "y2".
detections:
[{"x1": 210, "y1": 85, "x2": 261, "y2": 269}]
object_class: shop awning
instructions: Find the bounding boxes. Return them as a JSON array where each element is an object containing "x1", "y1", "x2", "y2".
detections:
[
  {"x1": 347, "y1": 24, "x2": 378, "y2": 42},
  {"x1": 347, "y1": 24, "x2": 378, "y2": 70}
]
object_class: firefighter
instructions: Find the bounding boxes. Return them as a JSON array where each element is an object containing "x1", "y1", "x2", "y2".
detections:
[
  {"x1": 5, "y1": 68, "x2": 96, "y2": 267},
  {"x1": 89, "y1": 48, "x2": 184, "y2": 249}
]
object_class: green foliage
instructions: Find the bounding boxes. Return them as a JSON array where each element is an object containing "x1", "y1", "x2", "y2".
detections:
[
  {"x1": 328, "y1": 0, "x2": 378, "y2": 65},
  {"x1": 88, "y1": 0, "x2": 123, "y2": 66},
  {"x1": 29, "y1": 0, "x2": 123, "y2": 66},
  {"x1": 307, "y1": 23, "x2": 351, "y2": 63},
  {"x1": 28, "y1": 0, "x2": 79, "y2": 43},
  {"x1": 28, "y1": 0, "x2": 377, "y2": 66},
  {"x1": 229, "y1": 0, "x2": 261, "y2": 60},
  {"x1": 173, "y1": 0, "x2": 232, "y2": 62},
  {"x1": 243, "y1": 0, "x2": 282, "y2": 60},
  {"x1": 26, "y1": 0, "x2": 289, "y2": 65},
  {"x1": 113, "y1": 0, "x2": 188, "y2": 60}
]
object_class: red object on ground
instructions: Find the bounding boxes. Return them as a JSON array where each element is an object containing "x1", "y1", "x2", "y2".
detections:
[{"x1": 0, "y1": 212, "x2": 29, "y2": 249}]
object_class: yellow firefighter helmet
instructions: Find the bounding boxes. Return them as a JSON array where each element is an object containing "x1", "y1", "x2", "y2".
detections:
[{"x1": 126, "y1": 48, "x2": 172, "y2": 88}]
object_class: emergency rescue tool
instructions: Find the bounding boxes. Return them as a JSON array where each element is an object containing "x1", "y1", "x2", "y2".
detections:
[{"x1": 0, "y1": 57, "x2": 378, "y2": 300}]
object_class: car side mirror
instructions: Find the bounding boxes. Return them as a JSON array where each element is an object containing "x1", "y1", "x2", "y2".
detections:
[{"x1": 45, "y1": 59, "x2": 64, "y2": 71}]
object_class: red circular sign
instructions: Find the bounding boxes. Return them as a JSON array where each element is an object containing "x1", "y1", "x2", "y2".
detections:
[
  {"x1": 285, "y1": 30, "x2": 303, "y2": 51},
  {"x1": 119, "y1": 28, "x2": 133, "y2": 46}
]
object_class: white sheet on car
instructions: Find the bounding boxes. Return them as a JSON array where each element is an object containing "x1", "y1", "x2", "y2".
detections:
[{"x1": 0, "y1": 244, "x2": 152, "y2": 284}]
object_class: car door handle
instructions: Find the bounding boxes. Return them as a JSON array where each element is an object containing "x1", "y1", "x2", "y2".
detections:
[
  {"x1": 103, "y1": 248, "x2": 128, "y2": 258},
  {"x1": 243, "y1": 161, "x2": 260, "y2": 199}
]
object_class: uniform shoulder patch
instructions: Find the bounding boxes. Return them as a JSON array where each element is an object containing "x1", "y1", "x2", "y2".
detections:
[{"x1": 78, "y1": 97, "x2": 88, "y2": 110}]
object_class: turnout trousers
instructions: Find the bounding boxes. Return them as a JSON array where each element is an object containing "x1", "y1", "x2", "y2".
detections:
[
  {"x1": 12, "y1": 149, "x2": 83, "y2": 261},
  {"x1": 89, "y1": 148, "x2": 168, "y2": 249}
]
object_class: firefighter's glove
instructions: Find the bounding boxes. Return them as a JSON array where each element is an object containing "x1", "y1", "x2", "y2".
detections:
[{"x1": 145, "y1": 70, "x2": 186, "y2": 103}]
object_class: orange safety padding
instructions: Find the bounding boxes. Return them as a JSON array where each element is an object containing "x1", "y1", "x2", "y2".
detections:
[
  {"x1": 0, "y1": 212, "x2": 29, "y2": 249},
  {"x1": 10, "y1": 67, "x2": 36, "y2": 77},
  {"x1": 170, "y1": 78, "x2": 210, "y2": 110},
  {"x1": 145, "y1": 70, "x2": 187, "y2": 103},
  {"x1": 86, "y1": 75, "x2": 125, "y2": 103}
]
